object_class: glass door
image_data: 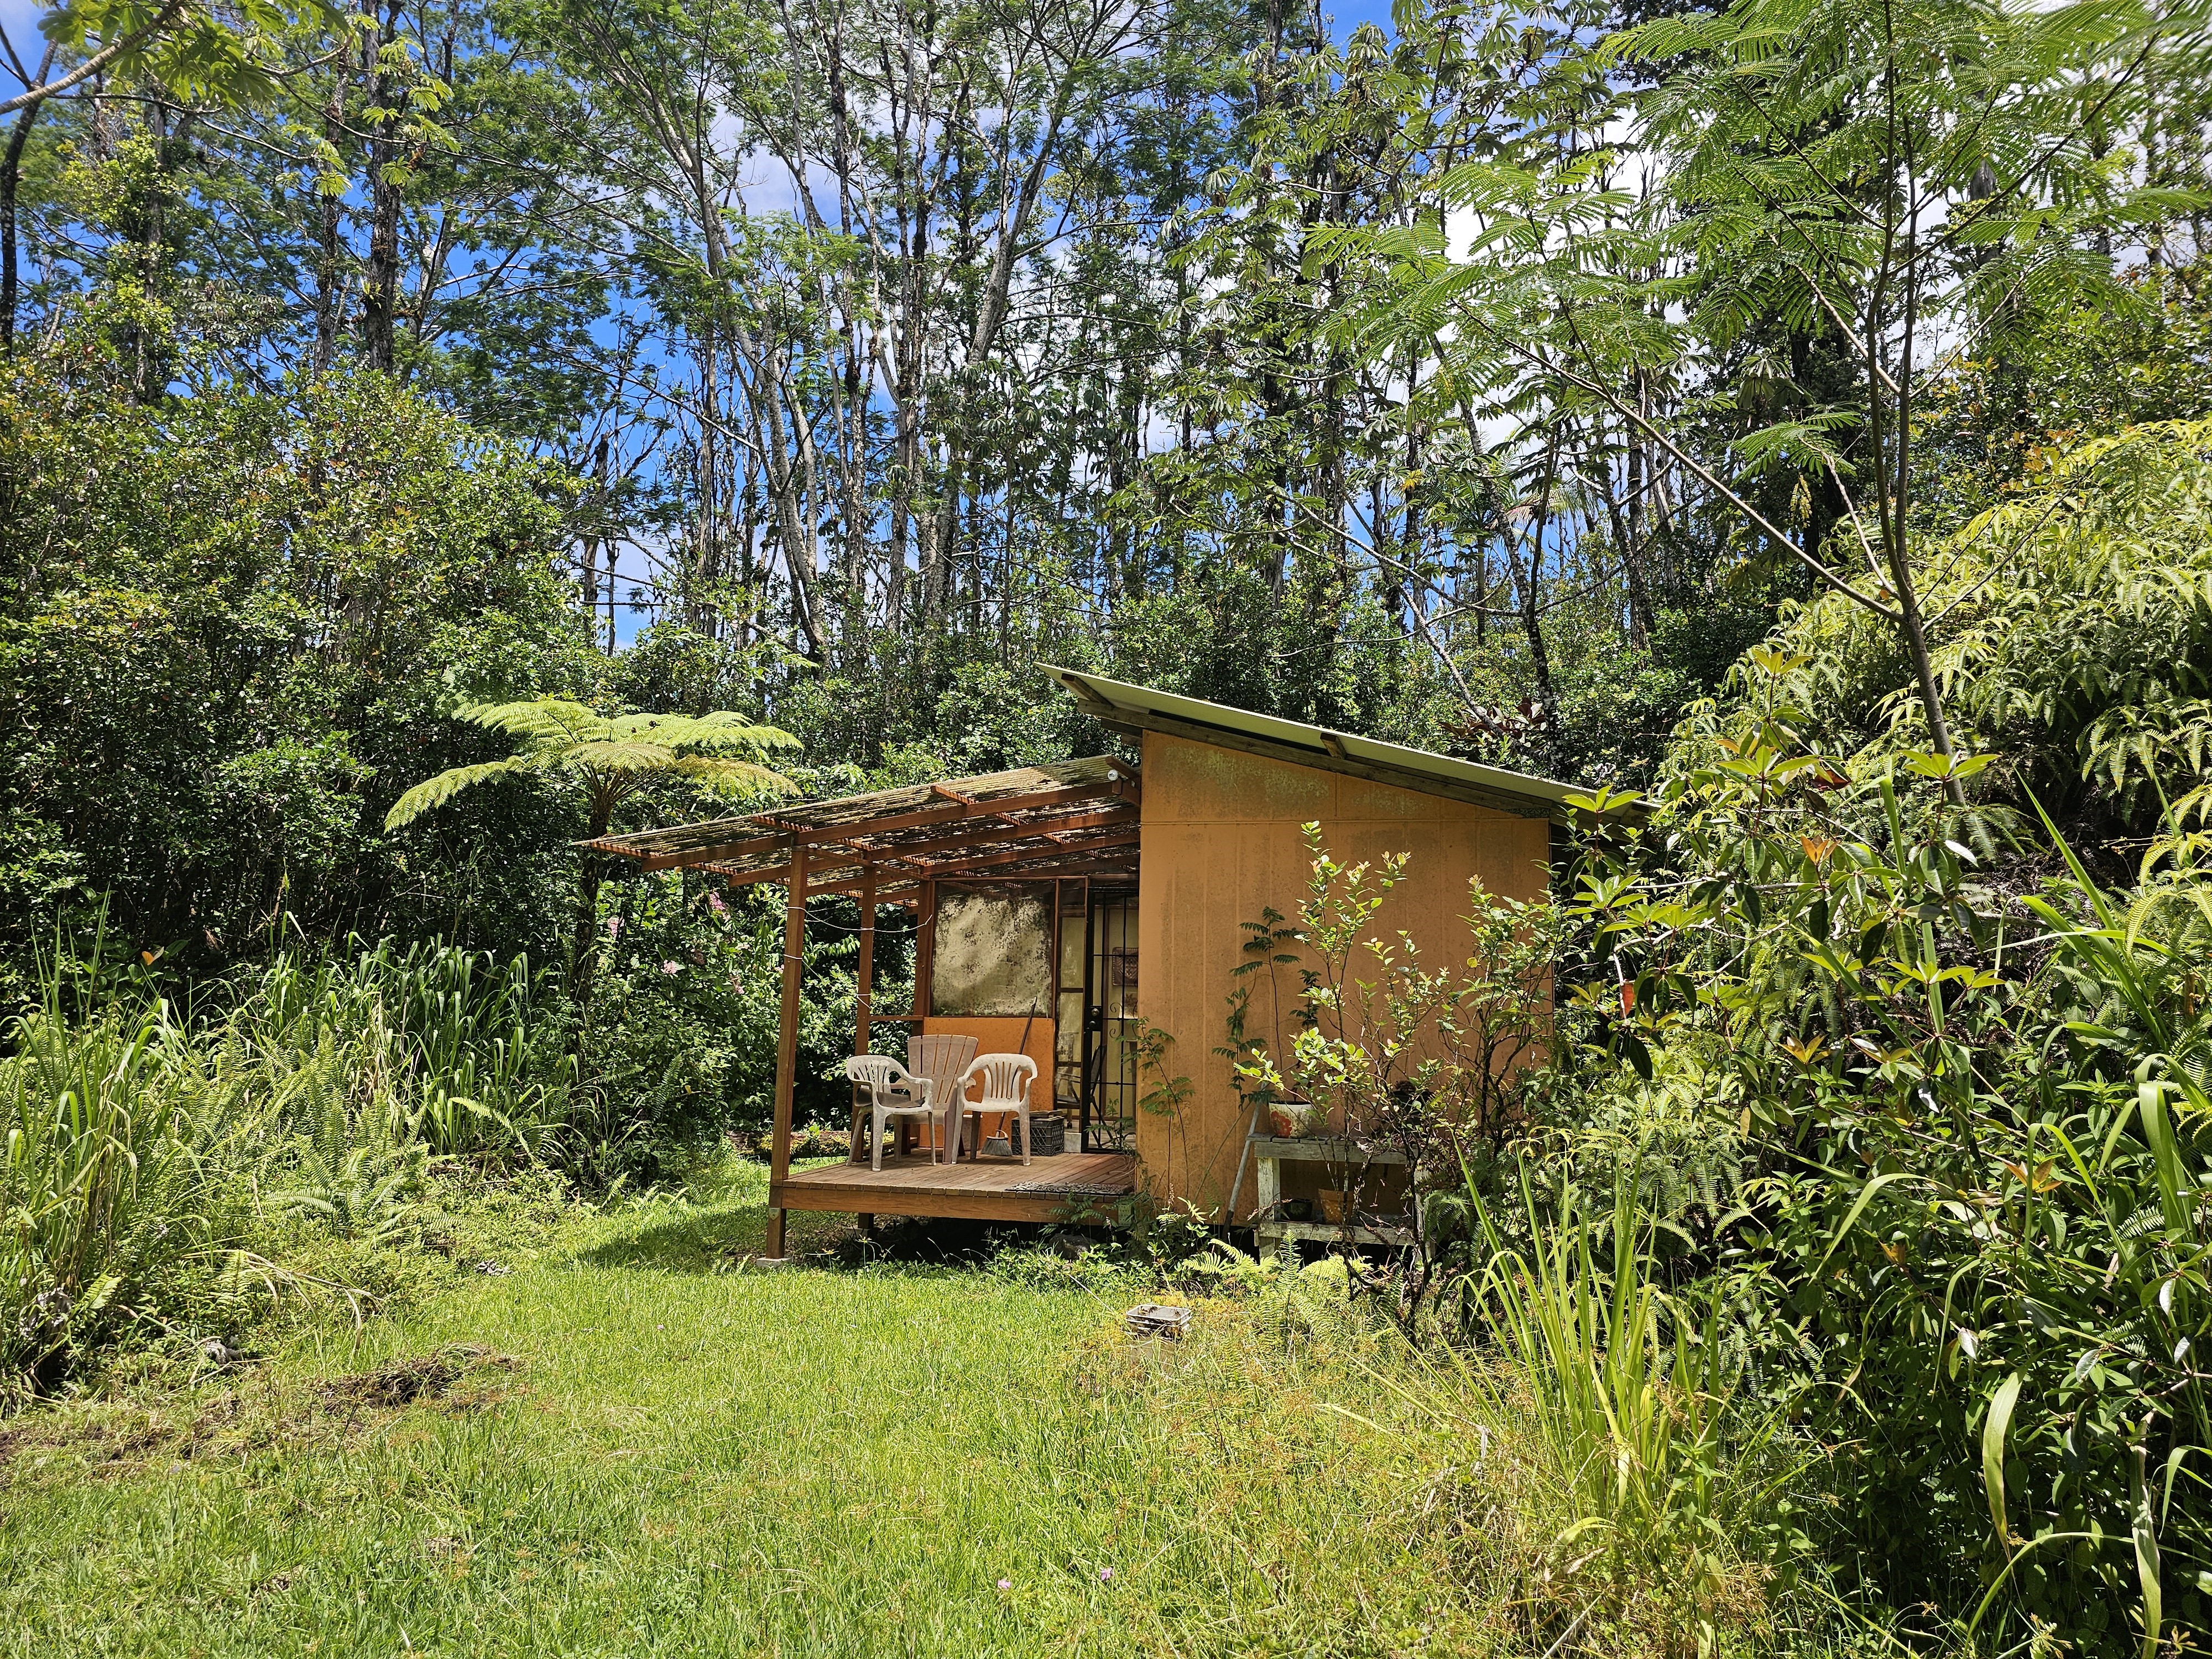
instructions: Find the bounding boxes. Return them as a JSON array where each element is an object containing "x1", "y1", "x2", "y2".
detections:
[{"x1": 1080, "y1": 891, "x2": 1139, "y2": 1152}]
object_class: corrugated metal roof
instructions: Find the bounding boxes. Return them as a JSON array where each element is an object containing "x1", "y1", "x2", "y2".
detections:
[{"x1": 1041, "y1": 665, "x2": 1579, "y2": 821}]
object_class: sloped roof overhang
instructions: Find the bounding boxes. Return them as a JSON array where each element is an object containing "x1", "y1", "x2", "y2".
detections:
[{"x1": 1040, "y1": 665, "x2": 1581, "y2": 822}]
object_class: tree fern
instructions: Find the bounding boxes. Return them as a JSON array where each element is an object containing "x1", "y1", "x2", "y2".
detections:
[
  {"x1": 384, "y1": 700, "x2": 799, "y2": 835},
  {"x1": 384, "y1": 698, "x2": 800, "y2": 1008}
]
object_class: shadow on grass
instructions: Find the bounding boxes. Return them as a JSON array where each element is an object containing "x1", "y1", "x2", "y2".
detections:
[
  {"x1": 577, "y1": 1194, "x2": 1120, "y2": 1279},
  {"x1": 576, "y1": 1204, "x2": 774, "y2": 1274}
]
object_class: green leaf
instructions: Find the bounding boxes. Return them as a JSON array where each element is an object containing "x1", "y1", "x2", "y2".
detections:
[
  {"x1": 1983, "y1": 1372, "x2": 2022, "y2": 1548},
  {"x1": 383, "y1": 758, "x2": 530, "y2": 832},
  {"x1": 1812, "y1": 1170, "x2": 1912, "y2": 1277},
  {"x1": 2133, "y1": 1438, "x2": 2163, "y2": 1659}
]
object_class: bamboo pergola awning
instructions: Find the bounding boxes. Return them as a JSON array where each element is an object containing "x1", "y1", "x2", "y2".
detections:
[{"x1": 580, "y1": 755, "x2": 1141, "y2": 902}]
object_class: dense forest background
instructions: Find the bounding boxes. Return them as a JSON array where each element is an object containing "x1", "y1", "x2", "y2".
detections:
[
  {"x1": 7, "y1": 0, "x2": 2212, "y2": 1135},
  {"x1": 6, "y1": 0, "x2": 2209, "y2": 933},
  {"x1": 4, "y1": 0, "x2": 2211, "y2": 1144}
]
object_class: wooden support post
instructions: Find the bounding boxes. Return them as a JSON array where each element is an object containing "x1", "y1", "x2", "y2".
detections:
[
  {"x1": 856, "y1": 864, "x2": 877, "y2": 1057},
  {"x1": 1255, "y1": 1144, "x2": 1281, "y2": 1223},
  {"x1": 913, "y1": 879, "x2": 936, "y2": 1021},
  {"x1": 904, "y1": 879, "x2": 936, "y2": 1157},
  {"x1": 765, "y1": 838, "x2": 808, "y2": 1260},
  {"x1": 850, "y1": 863, "x2": 877, "y2": 1169}
]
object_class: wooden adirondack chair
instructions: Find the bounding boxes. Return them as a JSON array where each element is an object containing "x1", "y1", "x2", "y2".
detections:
[{"x1": 905, "y1": 1034, "x2": 978, "y2": 1162}]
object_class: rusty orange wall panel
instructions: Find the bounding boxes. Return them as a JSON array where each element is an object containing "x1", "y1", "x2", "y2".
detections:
[
  {"x1": 913, "y1": 1016, "x2": 1057, "y2": 1152},
  {"x1": 1134, "y1": 733, "x2": 1552, "y2": 1220}
]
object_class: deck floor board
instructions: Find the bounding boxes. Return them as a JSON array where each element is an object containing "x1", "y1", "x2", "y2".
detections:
[{"x1": 772, "y1": 1150, "x2": 1136, "y2": 1223}]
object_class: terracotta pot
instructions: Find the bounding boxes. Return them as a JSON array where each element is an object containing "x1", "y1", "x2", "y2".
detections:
[{"x1": 1314, "y1": 1190, "x2": 1347, "y2": 1224}]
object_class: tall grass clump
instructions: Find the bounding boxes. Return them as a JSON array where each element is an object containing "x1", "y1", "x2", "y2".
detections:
[
  {"x1": 1439, "y1": 1170, "x2": 1795, "y2": 1657},
  {"x1": 1, "y1": 933, "x2": 575, "y2": 1401},
  {"x1": 0, "y1": 983, "x2": 260, "y2": 1402},
  {"x1": 241, "y1": 937, "x2": 572, "y2": 1160}
]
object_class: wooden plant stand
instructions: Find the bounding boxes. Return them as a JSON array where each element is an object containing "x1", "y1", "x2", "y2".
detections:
[{"x1": 1249, "y1": 1135, "x2": 1416, "y2": 1250}]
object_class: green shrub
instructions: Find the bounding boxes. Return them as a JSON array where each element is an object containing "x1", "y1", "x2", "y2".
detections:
[
  {"x1": 1, "y1": 933, "x2": 576, "y2": 1399},
  {"x1": 1565, "y1": 650, "x2": 2212, "y2": 1652}
]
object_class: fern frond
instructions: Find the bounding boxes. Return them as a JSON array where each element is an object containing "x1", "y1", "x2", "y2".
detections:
[
  {"x1": 461, "y1": 700, "x2": 607, "y2": 748},
  {"x1": 384, "y1": 758, "x2": 535, "y2": 831},
  {"x1": 563, "y1": 739, "x2": 711, "y2": 774},
  {"x1": 603, "y1": 711, "x2": 801, "y2": 753},
  {"x1": 389, "y1": 697, "x2": 804, "y2": 833},
  {"x1": 661, "y1": 755, "x2": 799, "y2": 797}
]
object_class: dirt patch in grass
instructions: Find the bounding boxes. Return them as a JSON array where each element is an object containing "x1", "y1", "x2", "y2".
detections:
[
  {"x1": 0, "y1": 1423, "x2": 34, "y2": 1470},
  {"x1": 0, "y1": 1346, "x2": 525, "y2": 1486},
  {"x1": 0, "y1": 1391, "x2": 261, "y2": 1480},
  {"x1": 317, "y1": 1344, "x2": 520, "y2": 1410}
]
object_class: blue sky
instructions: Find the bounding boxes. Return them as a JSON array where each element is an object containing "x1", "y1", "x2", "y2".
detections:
[
  {"x1": 1329, "y1": 0, "x2": 1397, "y2": 33},
  {"x1": 0, "y1": 0, "x2": 43, "y2": 77}
]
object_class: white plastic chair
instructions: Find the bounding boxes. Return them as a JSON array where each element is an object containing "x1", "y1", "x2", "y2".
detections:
[
  {"x1": 954, "y1": 1052, "x2": 1039, "y2": 1166},
  {"x1": 845, "y1": 1055, "x2": 935, "y2": 1171}
]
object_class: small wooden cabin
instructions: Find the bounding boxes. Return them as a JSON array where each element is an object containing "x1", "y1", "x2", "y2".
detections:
[{"x1": 586, "y1": 667, "x2": 1574, "y2": 1256}]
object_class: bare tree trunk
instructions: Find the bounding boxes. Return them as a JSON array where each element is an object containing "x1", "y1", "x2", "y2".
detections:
[
  {"x1": 738, "y1": 344, "x2": 827, "y2": 662},
  {"x1": 1396, "y1": 354, "x2": 1423, "y2": 630},
  {"x1": 312, "y1": 49, "x2": 347, "y2": 373},
  {"x1": 360, "y1": 8, "x2": 407, "y2": 375},
  {"x1": 1623, "y1": 387, "x2": 1654, "y2": 651},
  {"x1": 839, "y1": 331, "x2": 868, "y2": 656},
  {"x1": 1590, "y1": 420, "x2": 1652, "y2": 654},
  {"x1": 0, "y1": 47, "x2": 55, "y2": 357},
  {"x1": 1858, "y1": 123, "x2": 1964, "y2": 806},
  {"x1": 1886, "y1": 239, "x2": 1964, "y2": 804},
  {"x1": 1506, "y1": 441, "x2": 1558, "y2": 713}
]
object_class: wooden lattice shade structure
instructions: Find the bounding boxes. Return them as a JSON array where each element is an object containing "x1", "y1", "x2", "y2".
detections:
[{"x1": 580, "y1": 755, "x2": 1141, "y2": 900}]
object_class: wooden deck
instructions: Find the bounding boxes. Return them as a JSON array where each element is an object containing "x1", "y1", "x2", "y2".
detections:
[{"x1": 772, "y1": 1151, "x2": 1139, "y2": 1224}]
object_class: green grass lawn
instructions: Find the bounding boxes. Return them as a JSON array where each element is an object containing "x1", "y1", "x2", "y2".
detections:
[{"x1": 0, "y1": 1167, "x2": 1495, "y2": 1657}]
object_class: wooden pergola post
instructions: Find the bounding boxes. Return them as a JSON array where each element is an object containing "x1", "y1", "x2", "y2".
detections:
[
  {"x1": 855, "y1": 863, "x2": 876, "y2": 1057},
  {"x1": 764, "y1": 837, "x2": 808, "y2": 1260},
  {"x1": 853, "y1": 864, "x2": 877, "y2": 1223},
  {"x1": 913, "y1": 878, "x2": 936, "y2": 1021},
  {"x1": 906, "y1": 878, "x2": 936, "y2": 1159}
]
